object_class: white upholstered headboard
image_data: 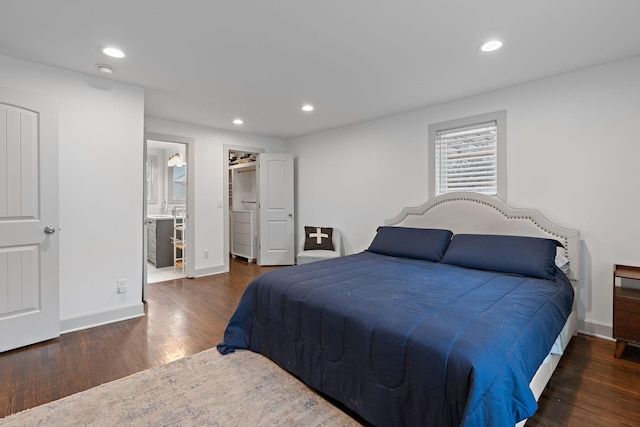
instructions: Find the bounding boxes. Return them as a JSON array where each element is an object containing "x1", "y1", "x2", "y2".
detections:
[{"x1": 385, "y1": 192, "x2": 580, "y2": 282}]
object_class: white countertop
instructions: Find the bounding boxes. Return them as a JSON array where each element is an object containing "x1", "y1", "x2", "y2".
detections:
[{"x1": 147, "y1": 215, "x2": 174, "y2": 220}]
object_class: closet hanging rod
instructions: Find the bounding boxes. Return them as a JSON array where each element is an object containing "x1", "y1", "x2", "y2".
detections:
[
  {"x1": 242, "y1": 200, "x2": 257, "y2": 204},
  {"x1": 237, "y1": 168, "x2": 256, "y2": 173}
]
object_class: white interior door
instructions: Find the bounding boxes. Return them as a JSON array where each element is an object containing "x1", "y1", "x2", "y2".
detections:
[
  {"x1": 0, "y1": 87, "x2": 59, "y2": 353},
  {"x1": 257, "y1": 153, "x2": 294, "y2": 266}
]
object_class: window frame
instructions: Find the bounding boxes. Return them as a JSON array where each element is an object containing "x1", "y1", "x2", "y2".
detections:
[{"x1": 428, "y1": 110, "x2": 507, "y2": 201}]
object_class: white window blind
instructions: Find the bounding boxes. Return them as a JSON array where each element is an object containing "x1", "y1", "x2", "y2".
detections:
[{"x1": 434, "y1": 121, "x2": 498, "y2": 196}]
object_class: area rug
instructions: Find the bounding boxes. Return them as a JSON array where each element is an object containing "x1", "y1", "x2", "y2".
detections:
[{"x1": 0, "y1": 349, "x2": 362, "y2": 426}]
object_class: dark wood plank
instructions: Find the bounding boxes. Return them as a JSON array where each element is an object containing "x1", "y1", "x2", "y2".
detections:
[{"x1": 2, "y1": 258, "x2": 640, "y2": 426}]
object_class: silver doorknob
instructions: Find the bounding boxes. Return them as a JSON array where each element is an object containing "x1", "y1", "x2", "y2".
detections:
[{"x1": 44, "y1": 226, "x2": 56, "y2": 234}]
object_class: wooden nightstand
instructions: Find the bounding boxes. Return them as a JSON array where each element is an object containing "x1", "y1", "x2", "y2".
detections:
[{"x1": 613, "y1": 264, "x2": 640, "y2": 358}]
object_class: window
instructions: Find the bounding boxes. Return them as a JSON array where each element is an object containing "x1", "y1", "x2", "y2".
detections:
[
  {"x1": 168, "y1": 165, "x2": 187, "y2": 203},
  {"x1": 428, "y1": 111, "x2": 506, "y2": 200},
  {"x1": 146, "y1": 155, "x2": 158, "y2": 204}
]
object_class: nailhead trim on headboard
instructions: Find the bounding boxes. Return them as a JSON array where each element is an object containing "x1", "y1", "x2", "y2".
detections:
[{"x1": 384, "y1": 192, "x2": 579, "y2": 280}]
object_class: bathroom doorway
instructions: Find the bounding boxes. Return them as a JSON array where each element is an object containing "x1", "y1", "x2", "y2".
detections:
[{"x1": 144, "y1": 133, "x2": 194, "y2": 293}]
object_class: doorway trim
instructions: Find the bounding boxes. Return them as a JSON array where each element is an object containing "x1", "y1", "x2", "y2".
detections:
[
  {"x1": 145, "y1": 132, "x2": 195, "y2": 288},
  {"x1": 223, "y1": 144, "x2": 265, "y2": 273}
]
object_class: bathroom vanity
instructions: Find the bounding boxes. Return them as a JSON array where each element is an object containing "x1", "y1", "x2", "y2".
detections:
[{"x1": 147, "y1": 216, "x2": 174, "y2": 268}]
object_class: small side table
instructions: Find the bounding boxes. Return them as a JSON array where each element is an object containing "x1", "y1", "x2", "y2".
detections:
[{"x1": 613, "y1": 264, "x2": 640, "y2": 358}]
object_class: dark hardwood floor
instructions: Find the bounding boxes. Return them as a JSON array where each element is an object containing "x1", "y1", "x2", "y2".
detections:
[{"x1": 1, "y1": 257, "x2": 640, "y2": 425}]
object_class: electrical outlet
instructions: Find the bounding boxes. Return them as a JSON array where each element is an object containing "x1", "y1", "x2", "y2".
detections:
[
  {"x1": 217, "y1": 199, "x2": 223, "y2": 208},
  {"x1": 117, "y1": 279, "x2": 127, "y2": 294},
  {"x1": 204, "y1": 249, "x2": 210, "y2": 259}
]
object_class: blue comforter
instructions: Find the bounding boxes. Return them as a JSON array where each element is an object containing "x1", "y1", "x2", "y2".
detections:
[{"x1": 218, "y1": 252, "x2": 573, "y2": 427}]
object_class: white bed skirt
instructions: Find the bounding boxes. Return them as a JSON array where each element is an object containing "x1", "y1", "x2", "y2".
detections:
[{"x1": 517, "y1": 308, "x2": 577, "y2": 426}]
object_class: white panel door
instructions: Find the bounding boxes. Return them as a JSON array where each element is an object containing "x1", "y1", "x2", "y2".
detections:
[
  {"x1": 0, "y1": 87, "x2": 59, "y2": 353},
  {"x1": 257, "y1": 153, "x2": 294, "y2": 266}
]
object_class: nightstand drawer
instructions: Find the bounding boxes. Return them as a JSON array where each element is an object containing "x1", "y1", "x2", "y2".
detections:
[
  {"x1": 614, "y1": 299, "x2": 640, "y2": 342},
  {"x1": 616, "y1": 297, "x2": 640, "y2": 313},
  {"x1": 613, "y1": 264, "x2": 640, "y2": 358}
]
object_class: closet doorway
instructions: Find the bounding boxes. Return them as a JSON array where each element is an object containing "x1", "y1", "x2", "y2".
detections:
[
  {"x1": 224, "y1": 146, "x2": 295, "y2": 269},
  {"x1": 144, "y1": 133, "x2": 194, "y2": 298},
  {"x1": 226, "y1": 147, "x2": 262, "y2": 266},
  {"x1": 224, "y1": 146, "x2": 262, "y2": 272}
]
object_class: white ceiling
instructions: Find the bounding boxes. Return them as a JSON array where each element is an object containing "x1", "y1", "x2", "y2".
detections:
[{"x1": 1, "y1": 1, "x2": 640, "y2": 140}]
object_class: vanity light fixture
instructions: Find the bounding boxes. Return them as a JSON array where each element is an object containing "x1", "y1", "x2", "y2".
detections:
[
  {"x1": 233, "y1": 118, "x2": 244, "y2": 125},
  {"x1": 167, "y1": 153, "x2": 185, "y2": 167},
  {"x1": 479, "y1": 40, "x2": 503, "y2": 52},
  {"x1": 101, "y1": 46, "x2": 125, "y2": 58},
  {"x1": 301, "y1": 104, "x2": 314, "y2": 112},
  {"x1": 96, "y1": 64, "x2": 115, "y2": 74}
]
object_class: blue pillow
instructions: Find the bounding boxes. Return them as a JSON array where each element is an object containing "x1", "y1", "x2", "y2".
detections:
[
  {"x1": 367, "y1": 227, "x2": 453, "y2": 262},
  {"x1": 441, "y1": 234, "x2": 561, "y2": 279}
]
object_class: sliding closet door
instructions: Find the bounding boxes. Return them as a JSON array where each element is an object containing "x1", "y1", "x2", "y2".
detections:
[
  {"x1": 257, "y1": 153, "x2": 294, "y2": 266},
  {"x1": 0, "y1": 87, "x2": 59, "y2": 353}
]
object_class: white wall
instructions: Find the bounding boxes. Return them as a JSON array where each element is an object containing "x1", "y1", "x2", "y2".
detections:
[
  {"x1": 0, "y1": 54, "x2": 146, "y2": 331},
  {"x1": 287, "y1": 55, "x2": 640, "y2": 338},
  {"x1": 144, "y1": 117, "x2": 286, "y2": 276}
]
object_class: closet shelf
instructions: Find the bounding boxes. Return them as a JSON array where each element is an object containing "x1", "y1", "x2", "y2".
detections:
[{"x1": 229, "y1": 162, "x2": 256, "y2": 171}]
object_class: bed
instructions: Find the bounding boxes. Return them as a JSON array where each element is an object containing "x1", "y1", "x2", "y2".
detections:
[{"x1": 218, "y1": 192, "x2": 580, "y2": 427}]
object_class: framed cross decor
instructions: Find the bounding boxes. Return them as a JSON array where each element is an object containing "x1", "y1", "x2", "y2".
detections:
[{"x1": 303, "y1": 226, "x2": 334, "y2": 251}]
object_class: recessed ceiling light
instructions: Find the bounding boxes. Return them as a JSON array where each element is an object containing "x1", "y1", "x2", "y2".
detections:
[
  {"x1": 479, "y1": 40, "x2": 503, "y2": 52},
  {"x1": 232, "y1": 118, "x2": 244, "y2": 125},
  {"x1": 101, "y1": 46, "x2": 125, "y2": 58},
  {"x1": 96, "y1": 64, "x2": 115, "y2": 74},
  {"x1": 301, "y1": 104, "x2": 314, "y2": 112}
]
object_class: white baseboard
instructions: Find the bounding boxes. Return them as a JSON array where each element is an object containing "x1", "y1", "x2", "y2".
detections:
[
  {"x1": 193, "y1": 264, "x2": 227, "y2": 278},
  {"x1": 59, "y1": 265, "x2": 227, "y2": 334},
  {"x1": 577, "y1": 319, "x2": 613, "y2": 341},
  {"x1": 60, "y1": 302, "x2": 145, "y2": 334}
]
